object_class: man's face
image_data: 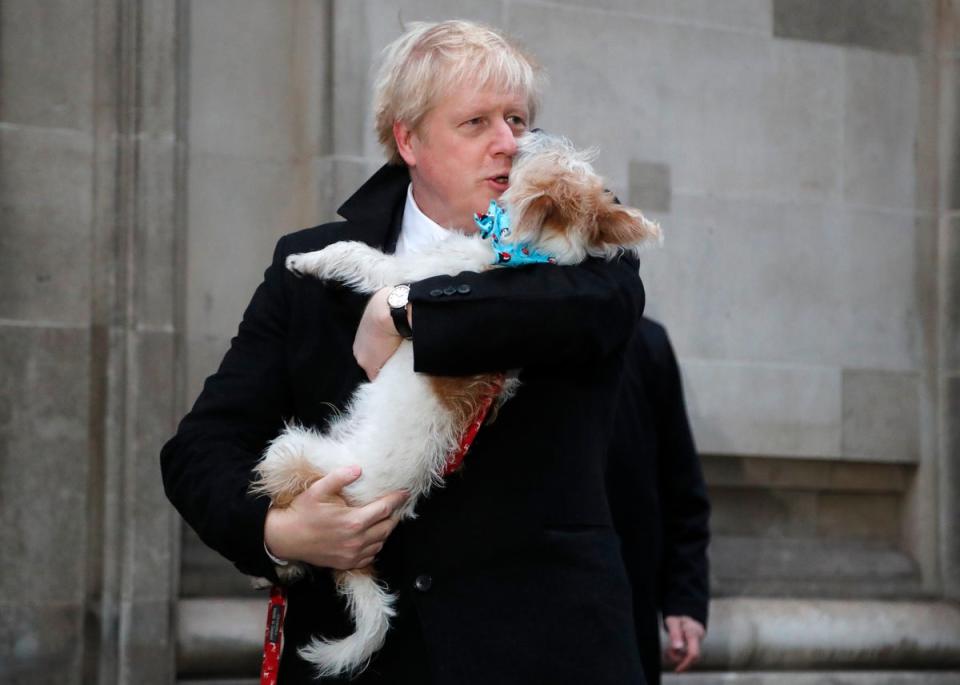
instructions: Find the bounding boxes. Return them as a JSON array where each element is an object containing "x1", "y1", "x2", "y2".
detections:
[{"x1": 395, "y1": 82, "x2": 530, "y2": 232}]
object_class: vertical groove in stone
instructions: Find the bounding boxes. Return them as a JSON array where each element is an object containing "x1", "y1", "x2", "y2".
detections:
[
  {"x1": 84, "y1": 0, "x2": 185, "y2": 682},
  {"x1": 937, "y1": 0, "x2": 960, "y2": 601},
  {"x1": 86, "y1": 1, "x2": 122, "y2": 682}
]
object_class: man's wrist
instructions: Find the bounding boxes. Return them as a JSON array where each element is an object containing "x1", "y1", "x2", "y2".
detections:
[
  {"x1": 387, "y1": 284, "x2": 413, "y2": 339},
  {"x1": 264, "y1": 540, "x2": 289, "y2": 566}
]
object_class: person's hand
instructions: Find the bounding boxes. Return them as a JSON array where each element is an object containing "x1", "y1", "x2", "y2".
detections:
[
  {"x1": 264, "y1": 466, "x2": 408, "y2": 569},
  {"x1": 663, "y1": 615, "x2": 705, "y2": 672},
  {"x1": 354, "y1": 287, "x2": 405, "y2": 381}
]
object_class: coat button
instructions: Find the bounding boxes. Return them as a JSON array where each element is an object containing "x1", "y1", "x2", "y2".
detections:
[
  {"x1": 442, "y1": 285, "x2": 457, "y2": 296},
  {"x1": 414, "y1": 574, "x2": 433, "y2": 592},
  {"x1": 457, "y1": 284, "x2": 471, "y2": 294},
  {"x1": 429, "y1": 288, "x2": 443, "y2": 297}
]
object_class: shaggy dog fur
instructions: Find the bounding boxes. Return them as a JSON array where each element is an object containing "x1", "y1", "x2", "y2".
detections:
[{"x1": 250, "y1": 131, "x2": 662, "y2": 677}]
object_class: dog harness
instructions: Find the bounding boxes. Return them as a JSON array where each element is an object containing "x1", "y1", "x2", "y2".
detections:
[{"x1": 474, "y1": 200, "x2": 557, "y2": 266}]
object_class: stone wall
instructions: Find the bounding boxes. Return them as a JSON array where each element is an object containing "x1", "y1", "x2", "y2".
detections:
[{"x1": 1, "y1": 0, "x2": 958, "y2": 683}]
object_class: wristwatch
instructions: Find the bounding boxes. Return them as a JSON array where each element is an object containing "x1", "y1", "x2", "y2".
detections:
[{"x1": 387, "y1": 284, "x2": 413, "y2": 340}]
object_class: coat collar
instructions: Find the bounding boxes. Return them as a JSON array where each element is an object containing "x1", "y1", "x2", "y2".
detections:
[{"x1": 337, "y1": 162, "x2": 410, "y2": 253}]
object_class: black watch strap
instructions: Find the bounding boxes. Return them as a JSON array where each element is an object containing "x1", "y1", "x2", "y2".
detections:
[
  {"x1": 391, "y1": 303, "x2": 413, "y2": 340},
  {"x1": 388, "y1": 284, "x2": 413, "y2": 340}
]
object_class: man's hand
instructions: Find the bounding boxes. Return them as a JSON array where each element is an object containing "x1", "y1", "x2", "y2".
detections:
[
  {"x1": 664, "y1": 615, "x2": 705, "y2": 673},
  {"x1": 355, "y1": 287, "x2": 405, "y2": 381},
  {"x1": 263, "y1": 466, "x2": 409, "y2": 570}
]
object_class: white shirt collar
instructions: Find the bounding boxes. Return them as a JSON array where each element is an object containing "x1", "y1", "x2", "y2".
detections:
[{"x1": 395, "y1": 184, "x2": 453, "y2": 256}]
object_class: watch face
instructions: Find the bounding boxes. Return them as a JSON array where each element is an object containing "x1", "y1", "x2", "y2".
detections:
[{"x1": 387, "y1": 284, "x2": 410, "y2": 308}]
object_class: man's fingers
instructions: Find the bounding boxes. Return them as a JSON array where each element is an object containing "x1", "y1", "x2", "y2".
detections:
[
  {"x1": 665, "y1": 616, "x2": 684, "y2": 651},
  {"x1": 309, "y1": 466, "x2": 362, "y2": 498},
  {"x1": 674, "y1": 651, "x2": 696, "y2": 673},
  {"x1": 360, "y1": 515, "x2": 399, "y2": 547},
  {"x1": 672, "y1": 620, "x2": 704, "y2": 672},
  {"x1": 356, "y1": 490, "x2": 408, "y2": 528}
]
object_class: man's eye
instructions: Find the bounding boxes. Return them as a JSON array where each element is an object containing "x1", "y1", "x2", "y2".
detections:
[
  {"x1": 464, "y1": 117, "x2": 484, "y2": 126},
  {"x1": 507, "y1": 115, "x2": 528, "y2": 131}
]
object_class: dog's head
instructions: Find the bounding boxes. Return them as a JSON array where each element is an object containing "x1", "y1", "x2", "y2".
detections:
[{"x1": 500, "y1": 131, "x2": 662, "y2": 264}]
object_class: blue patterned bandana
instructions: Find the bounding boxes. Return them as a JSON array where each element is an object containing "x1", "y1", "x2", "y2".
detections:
[{"x1": 474, "y1": 200, "x2": 557, "y2": 266}]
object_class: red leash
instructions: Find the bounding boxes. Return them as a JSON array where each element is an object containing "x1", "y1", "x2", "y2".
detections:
[
  {"x1": 259, "y1": 378, "x2": 503, "y2": 683},
  {"x1": 260, "y1": 584, "x2": 287, "y2": 685}
]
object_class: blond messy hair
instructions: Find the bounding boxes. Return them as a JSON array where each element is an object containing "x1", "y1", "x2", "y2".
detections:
[{"x1": 373, "y1": 20, "x2": 544, "y2": 164}]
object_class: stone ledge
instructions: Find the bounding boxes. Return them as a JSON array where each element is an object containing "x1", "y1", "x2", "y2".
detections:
[
  {"x1": 176, "y1": 597, "x2": 960, "y2": 677},
  {"x1": 664, "y1": 673, "x2": 960, "y2": 685}
]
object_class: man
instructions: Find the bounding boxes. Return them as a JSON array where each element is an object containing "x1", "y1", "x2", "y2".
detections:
[
  {"x1": 608, "y1": 317, "x2": 711, "y2": 685},
  {"x1": 161, "y1": 21, "x2": 647, "y2": 683}
]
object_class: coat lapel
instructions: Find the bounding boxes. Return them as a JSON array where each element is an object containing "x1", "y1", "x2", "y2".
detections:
[{"x1": 337, "y1": 162, "x2": 409, "y2": 253}]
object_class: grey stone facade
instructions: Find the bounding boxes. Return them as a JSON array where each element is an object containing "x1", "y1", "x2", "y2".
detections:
[{"x1": 1, "y1": 0, "x2": 958, "y2": 682}]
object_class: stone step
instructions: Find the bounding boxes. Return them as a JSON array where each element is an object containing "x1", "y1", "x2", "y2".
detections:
[{"x1": 176, "y1": 597, "x2": 960, "y2": 678}]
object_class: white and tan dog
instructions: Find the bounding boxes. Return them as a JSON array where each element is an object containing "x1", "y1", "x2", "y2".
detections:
[{"x1": 251, "y1": 131, "x2": 662, "y2": 677}]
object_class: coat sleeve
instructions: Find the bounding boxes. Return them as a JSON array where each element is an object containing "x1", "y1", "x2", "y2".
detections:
[
  {"x1": 643, "y1": 321, "x2": 711, "y2": 628},
  {"x1": 408, "y1": 253, "x2": 644, "y2": 375},
  {"x1": 160, "y1": 236, "x2": 294, "y2": 580}
]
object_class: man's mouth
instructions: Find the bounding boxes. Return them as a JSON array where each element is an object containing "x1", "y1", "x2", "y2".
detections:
[{"x1": 487, "y1": 174, "x2": 510, "y2": 191}]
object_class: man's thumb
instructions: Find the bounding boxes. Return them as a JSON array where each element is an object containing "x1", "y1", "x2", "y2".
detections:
[
  {"x1": 310, "y1": 466, "x2": 362, "y2": 498},
  {"x1": 665, "y1": 617, "x2": 684, "y2": 649}
]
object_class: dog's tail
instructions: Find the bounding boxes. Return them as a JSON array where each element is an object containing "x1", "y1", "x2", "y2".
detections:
[{"x1": 298, "y1": 568, "x2": 397, "y2": 678}]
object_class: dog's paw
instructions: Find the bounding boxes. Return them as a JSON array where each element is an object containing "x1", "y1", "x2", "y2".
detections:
[{"x1": 286, "y1": 253, "x2": 314, "y2": 276}]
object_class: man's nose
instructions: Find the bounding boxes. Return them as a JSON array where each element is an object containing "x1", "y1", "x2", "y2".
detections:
[{"x1": 491, "y1": 119, "x2": 519, "y2": 157}]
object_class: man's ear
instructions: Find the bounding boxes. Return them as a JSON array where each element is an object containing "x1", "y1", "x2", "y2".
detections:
[{"x1": 394, "y1": 121, "x2": 417, "y2": 167}]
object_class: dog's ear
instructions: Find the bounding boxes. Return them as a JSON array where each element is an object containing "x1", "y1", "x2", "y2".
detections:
[
  {"x1": 513, "y1": 192, "x2": 555, "y2": 236},
  {"x1": 595, "y1": 202, "x2": 662, "y2": 249}
]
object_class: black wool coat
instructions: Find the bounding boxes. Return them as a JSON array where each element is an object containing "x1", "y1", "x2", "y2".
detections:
[
  {"x1": 161, "y1": 163, "x2": 650, "y2": 684},
  {"x1": 607, "y1": 317, "x2": 711, "y2": 685}
]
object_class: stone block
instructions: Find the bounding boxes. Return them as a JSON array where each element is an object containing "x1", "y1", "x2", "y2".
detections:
[
  {"x1": 681, "y1": 360, "x2": 842, "y2": 459},
  {"x1": 180, "y1": 522, "x2": 259, "y2": 598},
  {"x1": 709, "y1": 488, "x2": 817, "y2": 537},
  {"x1": 773, "y1": 0, "x2": 923, "y2": 55},
  {"x1": 712, "y1": 536, "x2": 917, "y2": 583},
  {"x1": 0, "y1": 0, "x2": 95, "y2": 130},
  {"x1": 0, "y1": 326, "x2": 90, "y2": 601},
  {"x1": 185, "y1": 334, "x2": 231, "y2": 411},
  {"x1": 815, "y1": 492, "x2": 901, "y2": 540},
  {"x1": 526, "y1": 0, "x2": 772, "y2": 33},
  {"x1": 331, "y1": 1, "x2": 374, "y2": 157},
  {"x1": 943, "y1": 375, "x2": 960, "y2": 598},
  {"x1": 664, "y1": 673, "x2": 960, "y2": 685},
  {"x1": 117, "y1": 599, "x2": 175, "y2": 684},
  {"x1": 137, "y1": 0, "x2": 182, "y2": 138},
  {"x1": 186, "y1": 153, "x2": 317, "y2": 345},
  {"x1": 176, "y1": 598, "x2": 263, "y2": 677},
  {"x1": 509, "y1": 3, "x2": 843, "y2": 205},
  {"x1": 842, "y1": 49, "x2": 918, "y2": 209},
  {"x1": 174, "y1": 597, "x2": 960, "y2": 676},
  {"x1": 702, "y1": 455, "x2": 910, "y2": 492},
  {"x1": 841, "y1": 369, "x2": 920, "y2": 463},
  {"x1": 642, "y1": 197, "x2": 920, "y2": 373},
  {"x1": 946, "y1": 217, "x2": 960, "y2": 372},
  {"x1": 0, "y1": 602, "x2": 84, "y2": 684},
  {"x1": 628, "y1": 160, "x2": 671, "y2": 213},
  {"x1": 701, "y1": 598, "x2": 960, "y2": 670},
  {"x1": 127, "y1": 331, "x2": 180, "y2": 600},
  {"x1": 0, "y1": 125, "x2": 93, "y2": 324},
  {"x1": 134, "y1": 137, "x2": 180, "y2": 329},
  {"x1": 189, "y1": 0, "x2": 323, "y2": 162},
  {"x1": 948, "y1": 70, "x2": 960, "y2": 212}
]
